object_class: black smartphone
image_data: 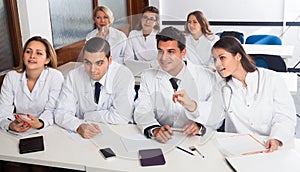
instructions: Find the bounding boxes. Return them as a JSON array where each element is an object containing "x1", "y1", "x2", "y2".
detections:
[
  {"x1": 19, "y1": 135, "x2": 44, "y2": 154},
  {"x1": 99, "y1": 148, "x2": 116, "y2": 159}
]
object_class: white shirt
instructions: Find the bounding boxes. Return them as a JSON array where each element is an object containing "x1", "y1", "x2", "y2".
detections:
[
  {"x1": 0, "y1": 68, "x2": 64, "y2": 130},
  {"x1": 54, "y1": 62, "x2": 135, "y2": 132},
  {"x1": 185, "y1": 34, "x2": 219, "y2": 68},
  {"x1": 86, "y1": 27, "x2": 127, "y2": 64},
  {"x1": 134, "y1": 62, "x2": 216, "y2": 132},
  {"x1": 124, "y1": 29, "x2": 158, "y2": 62},
  {"x1": 210, "y1": 68, "x2": 296, "y2": 144}
]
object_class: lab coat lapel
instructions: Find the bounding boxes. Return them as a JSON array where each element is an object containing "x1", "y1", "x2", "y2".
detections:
[
  {"x1": 180, "y1": 68, "x2": 197, "y2": 99},
  {"x1": 21, "y1": 72, "x2": 32, "y2": 100},
  {"x1": 155, "y1": 70, "x2": 174, "y2": 95}
]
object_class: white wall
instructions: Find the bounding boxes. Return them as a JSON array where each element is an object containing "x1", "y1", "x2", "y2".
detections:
[
  {"x1": 17, "y1": 0, "x2": 52, "y2": 45},
  {"x1": 17, "y1": 0, "x2": 300, "y2": 67},
  {"x1": 150, "y1": 0, "x2": 300, "y2": 67}
]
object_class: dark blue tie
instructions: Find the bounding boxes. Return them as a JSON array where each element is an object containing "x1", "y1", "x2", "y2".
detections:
[
  {"x1": 94, "y1": 82, "x2": 101, "y2": 104},
  {"x1": 169, "y1": 78, "x2": 178, "y2": 91}
]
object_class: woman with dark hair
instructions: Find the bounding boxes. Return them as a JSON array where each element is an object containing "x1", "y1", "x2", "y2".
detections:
[
  {"x1": 185, "y1": 10, "x2": 219, "y2": 69},
  {"x1": 210, "y1": 36, "x2": 296, "y2": 152},
  {"x1": 0, "y1": 36, "x2": 64, "y2": 133},
  {"x1": 124, "y1": 6, "x2": 159, "y2": 62}
]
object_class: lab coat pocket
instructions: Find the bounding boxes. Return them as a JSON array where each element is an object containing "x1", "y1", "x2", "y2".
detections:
[
  {"x1": 98, "y1": 93, "x2": 113, "y2": 110},
  {"x1": 81, "y1": 92, "x2": 96, "y2": 111}
]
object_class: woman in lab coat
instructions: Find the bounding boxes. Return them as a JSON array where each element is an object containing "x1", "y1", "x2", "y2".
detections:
[
  {"x1": 0, "y1": 36, "x2": 64, "y2": 132},
  {"x1": 185, "y1": 10, "x2": 219, "y2": 70},
  {"x1": 86, "y1": 6, "x2": 127, "y2": 64},
  {"x1": 124, "y1": 6, "x2": 159, "y2": 63},
  {"x1": 210, "y1": 36, "x2": 296, "y2": 152}
]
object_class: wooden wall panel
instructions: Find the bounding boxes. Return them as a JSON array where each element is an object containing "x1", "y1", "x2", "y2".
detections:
[{"x1": 55, "y1": 40, "x2": 85, "y2": 66}]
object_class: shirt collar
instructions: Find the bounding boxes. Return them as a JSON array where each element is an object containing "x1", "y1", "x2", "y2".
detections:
[
  {"x1": 22, "y1": 68, "x2": 48, "y2": 82},
  {"x1": 91, "y1": 72, "x2": 107, "y2": 88},
  {"x1": 168, "y1": 63, "x2": 186, "y2": 82},
  {"x1": 229, "y1": 69, "x2": 258, "y2": 90}
]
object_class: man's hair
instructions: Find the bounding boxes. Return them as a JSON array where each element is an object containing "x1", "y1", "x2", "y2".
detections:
[
  {"x1": 156, "y1": 26, "x2": 186, "y2": 51},
  {"x1": 84, "y1": 37, "x2": 111, "y2": 59}
]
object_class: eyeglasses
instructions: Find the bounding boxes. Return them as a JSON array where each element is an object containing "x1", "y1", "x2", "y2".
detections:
[{"x1": 142, "y1": 16, "x2": 156, "y2": 22}]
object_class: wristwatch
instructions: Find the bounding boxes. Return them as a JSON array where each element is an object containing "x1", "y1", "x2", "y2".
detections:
[
  {"x1": 144, "y1": 125, "x2": 160, "y2": 138},
  {"x1": 196, "y1": 122, "x2": 206, "y2": 136}
]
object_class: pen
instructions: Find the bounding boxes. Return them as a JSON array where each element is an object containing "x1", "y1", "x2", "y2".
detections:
[
  {"x1": 176, "y1": 146, "x2": 194, "y2": 156},
  {"x1": 171, "y1": 128, "x2": 204, "y2": 136},
  {"x1": 189, "y1": 146, "x2": 205, "y2": 158}
]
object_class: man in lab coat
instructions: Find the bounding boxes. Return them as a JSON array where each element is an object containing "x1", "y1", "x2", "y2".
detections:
[
  {"x1": 134, "y1": 26, "x2": 215, "y2": 143},
  {"x1": 55, "y1": 37, "x2": 135, "y2": 139}
]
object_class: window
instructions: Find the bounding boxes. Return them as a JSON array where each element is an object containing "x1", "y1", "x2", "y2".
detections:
[
  {"x1": 49, "y1": 0, "x2": 94, "y2": 48},
  {"x1": 0, "y1": 0, "x2": 22, "y2": 74},
  {"x1": 98, "y1": 0, "x2": 128, "y2": 28}
]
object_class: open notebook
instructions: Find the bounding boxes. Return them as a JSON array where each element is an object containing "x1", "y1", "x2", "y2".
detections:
[
  {"x1": 216, "y1": 134, "x2": 300, "y2": 172},
  {"x1": 226, "y1": 149, "x2": 300, "y2": 172},
  {"x1": 215, "y1": 134, "x2": 266, "y2": 156}
]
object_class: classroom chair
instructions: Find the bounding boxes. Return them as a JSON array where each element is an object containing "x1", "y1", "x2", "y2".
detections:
[
  {"x1": 218, "y1": 31, "x2": 244, "y2": 44},
  {"x1": 245, "y1": 34, "x2": 282, "y2": 45}
]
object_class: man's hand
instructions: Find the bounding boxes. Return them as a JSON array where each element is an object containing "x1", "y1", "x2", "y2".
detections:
[
  {"x1": 182, "y1": 121, "x2": 200, "y2": 135},
  {"x1": 77, "y1": 123, "x2": 101, "y2": 139},
  {"x1": 153, "y1": 125, "x2": 174, "y2": 143}
]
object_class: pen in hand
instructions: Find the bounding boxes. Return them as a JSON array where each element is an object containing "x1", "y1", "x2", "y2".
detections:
[{"x1": 176, "y1": 146, "x2": 194, "y2": 156}]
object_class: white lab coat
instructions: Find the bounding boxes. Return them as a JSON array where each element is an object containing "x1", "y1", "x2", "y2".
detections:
[
  {"x1": 54, "y1": 62, "x2": 135, "y2": 132},
  {"x1": 86, "y1": 27, "x2": 127, "y2": 64},
  {"x1": 134, "y1": 62, "x2": 216, "y2": 132},
  {"x1": 210, "y1": 68, "x2": 296, "y2": 144},
  {"x1": 0, "y1": 68, "x2": 64, "y2": 130},
  {"x1": 124, "y1": 29, "x2": 158, "y2": 62},
  {"x1": 185, "y1": 34, "x2": 219, "y2": 68}
]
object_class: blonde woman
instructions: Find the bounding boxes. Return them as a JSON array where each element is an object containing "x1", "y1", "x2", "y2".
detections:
[{"x1": 86, "y1": 6, "x2": 127, "y2": 64}]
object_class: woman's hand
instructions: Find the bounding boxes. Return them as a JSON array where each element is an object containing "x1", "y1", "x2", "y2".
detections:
[
  {"x1": 8, "y1": 116, "x2": 31, "y2": 133},
  {"x1": 173, "y1": 90, "x2": 197, "y2": 112},
  {"x1": 264, "y1": 139, "x2": 282, "y2": 152},
  {"x1": 14, "y1": 114, "x2": 43, "y2": 129},
  {"x1": 96, "y1": 26, "x2": 109, "y2": 38}
]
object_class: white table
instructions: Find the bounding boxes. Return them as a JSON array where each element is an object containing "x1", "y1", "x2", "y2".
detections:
[
  {"x1": 0, "y1": 125, "x2": 229, "y2": 172},
  {"x1": 243, "y1": 44, "x2": 294, "y2": 60},
  {"x1": 1, "y1": 124, "x2": 299, "y2": 172},
  {"x1": 279, "y1": 72, "x2": 298, "y2": 95}
]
